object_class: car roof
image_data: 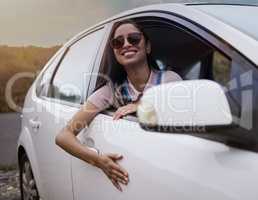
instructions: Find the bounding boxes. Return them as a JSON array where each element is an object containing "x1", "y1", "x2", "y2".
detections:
[{"x1": 65, "y1": 3, "x2": 258, "y2": 66}]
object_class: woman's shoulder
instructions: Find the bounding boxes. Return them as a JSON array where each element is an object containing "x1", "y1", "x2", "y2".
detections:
[
  {"x1": 87, "y1": 83, "x2": 114, "y2": 110},
  {"x1": 153, "y1": 69, "x2": 182, "y2": 83}
]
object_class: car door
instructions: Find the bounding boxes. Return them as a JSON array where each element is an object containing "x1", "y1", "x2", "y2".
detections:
[
  {"x1": 71, "y1": 13, "x2": 258, "y2": 200},
  {"x1": 29, "y1": 26, "x2": 106, "y2": 200}
]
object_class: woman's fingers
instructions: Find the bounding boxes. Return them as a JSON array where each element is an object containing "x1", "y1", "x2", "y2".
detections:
[
  {"x1": 106, "y1": 168, "x2": 127, "y2": 185},
  {"x1": 106, "y1": 154, "x2": 129, "y2": 183},
  {"x1": 112, "y1": 162, "x2": 128, "y2": 177},
  {"x1": 105, "y1": 168, "x2": 125, "y2": 186},
  {"x1": 110, "y1": 177, "x2": 123, "y2": 192},
  {"x1": 123, "y1": 109, "x2": 132, "y2": 115},
  {"x1": 113, "y1": 113, "x2": 121, "y2": 120},
  {"x1": 113, "y1": 110, "x2": 123, "y2": 120},
  {"x1": 110, "y1": 172, "x2": 128, "y2": 185},
  {"x1": 113, "y1": 104, "x2": 138, "y2": 120},
  {"x1": 113, "y1": 108, "x2": 131, "y2": 120},
  {"x1": 100, "y1": 153, "x2": 129, "y2": 191},
  {"x1": 110, "y1": 168, "x2": 128, "y2": 183},
  {"x1": 108, "y1": 161, "x2": 128, "y2": 181},
  {"x1": 108, "y1": 159, "x2": 128, "y2": 176}
]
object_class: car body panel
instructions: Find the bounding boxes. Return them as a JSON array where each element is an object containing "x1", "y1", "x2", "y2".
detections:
[
  {"x1": 17, "y1": 121, "x2": 44, "y2": 198},
  {"x1": 18, "y1": 3, "x2": 258, "y2": 200},
  {"x1": 18, "y1": 80, "x2": 76, "y2": 200},
  {"x1": 31, "y1": 98, "x2": 76, "y2": 200},
  {"x1": 192, "y1": 5, "x2": 258, "y2": 41},
  {"x1": 71, "y1": 5, "x2": 258, "y2": 200},
  {"x1": 72, "y1": 114, "x2": 258, "y2": 200}
]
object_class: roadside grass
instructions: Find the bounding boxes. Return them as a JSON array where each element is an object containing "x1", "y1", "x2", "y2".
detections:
[
  {"x1": 0, "y1": 45, "x2": 61, "y2": 113},
  {"x1": 0, "y1": 164, "x2": 18, "y2": 172}
]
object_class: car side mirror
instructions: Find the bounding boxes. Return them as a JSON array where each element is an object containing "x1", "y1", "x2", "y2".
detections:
[{"x1": 137, "y1": 80, "x2": 234, "y2": 133}]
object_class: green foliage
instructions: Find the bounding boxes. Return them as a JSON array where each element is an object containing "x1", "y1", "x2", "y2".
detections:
[
  {"x1": 212, "y1": 51, "x2": 231, "y2": 86},
  {"x1": 0, "y1": 164, "x2": 18, "y2": 171},
  {"x1": 0, "y1": 45, "x2": 61, "y2": 112}
]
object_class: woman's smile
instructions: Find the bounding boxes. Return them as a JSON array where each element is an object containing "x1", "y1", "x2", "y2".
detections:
[{"x1": 122, "y1": 49, "x2": 138, "y2": 58}]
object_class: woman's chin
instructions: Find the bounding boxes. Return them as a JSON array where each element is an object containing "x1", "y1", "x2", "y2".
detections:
[
  {"x1": 120, "y1": 57, "x2": 145, "y2": 68},
  {"x1": 122, "y1": 61, "x2": 140, "y2": 68}
]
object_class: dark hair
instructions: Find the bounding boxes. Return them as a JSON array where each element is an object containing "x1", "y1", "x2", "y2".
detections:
[{"x1": 107, "y1": 19, "x2": 159, "y2": 85}]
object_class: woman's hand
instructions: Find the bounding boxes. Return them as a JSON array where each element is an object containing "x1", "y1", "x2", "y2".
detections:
[
  {"x1": 113, "y1": 103, "x2": 138, "y2": 120},
  {"x1": 96, "y1": 153, "x2": 129, "y2": 191}
]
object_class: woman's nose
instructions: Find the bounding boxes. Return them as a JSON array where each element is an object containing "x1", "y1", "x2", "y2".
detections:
[{"x1": 123, "y1": 38, "x2": 132, "y2": 48}]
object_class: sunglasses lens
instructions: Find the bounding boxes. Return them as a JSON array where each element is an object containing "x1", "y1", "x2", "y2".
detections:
[
  {"x1": 111, "y1": 36, "x2": 124, "y2": 49},
  {"x1": 127, "y1": 33, "x2": 142, "y2": 46},
  {"x1": 111, "y1": 32, "x2": 142, "y2": 49}
]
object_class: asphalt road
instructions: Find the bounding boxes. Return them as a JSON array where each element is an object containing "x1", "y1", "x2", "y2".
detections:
[{"x1": 0, "y1": 113, "x2": 21, "y2": 167}]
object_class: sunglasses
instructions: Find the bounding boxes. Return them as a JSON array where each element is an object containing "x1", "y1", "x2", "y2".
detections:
[{"x1": 110, "y1": 32, "x2": 142, "y2": 49}]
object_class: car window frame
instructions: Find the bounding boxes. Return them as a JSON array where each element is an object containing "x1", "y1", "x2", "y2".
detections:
[
  {"x1": 92, "y1": 11, "x2": 257, "y2": 109},
  {"x1": 35, "y1": 47, "x2": 67, "y2": 97},
  {"x1": 36, "y1": 26, "x2": 109, "y2": 108},
  {"x1": 88, "y1": 12, "x2": 237, "y2": 118}
]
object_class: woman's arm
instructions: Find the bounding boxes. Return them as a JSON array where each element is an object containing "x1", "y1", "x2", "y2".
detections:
[
  {"x1": 55, "y1": 101, "x2": 100, "y2": 165},
  {"x1": 55, "y1": 101, "x2": 129, "y2": 191}
]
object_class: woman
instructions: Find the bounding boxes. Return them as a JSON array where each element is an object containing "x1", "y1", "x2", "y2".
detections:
[{"x1": 55, "y1": 19, "x2": 182, "y2": 192}]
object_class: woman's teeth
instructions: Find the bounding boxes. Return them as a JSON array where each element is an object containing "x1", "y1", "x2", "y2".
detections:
[{"x1": 123, "y1": 51, "x2": 136, "y2": 56}]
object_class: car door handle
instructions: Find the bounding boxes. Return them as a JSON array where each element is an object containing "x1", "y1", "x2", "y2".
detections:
[{"x1": 29, "y1": 118, "x2": 41, "y2": 130}]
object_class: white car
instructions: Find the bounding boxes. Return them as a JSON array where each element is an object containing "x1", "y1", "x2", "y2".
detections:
[{"x1": 18, "y1": 3, "x2": 258, "y2": 200}]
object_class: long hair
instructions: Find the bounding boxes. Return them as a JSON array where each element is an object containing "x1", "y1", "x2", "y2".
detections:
[{"x1": 107, "y1": 19, "x2": 159, "y2": 86}]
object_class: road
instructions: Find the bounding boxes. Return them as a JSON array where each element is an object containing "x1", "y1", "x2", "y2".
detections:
[{"x1": 0, "y1": 113, "x2": 21, "y2": 167}]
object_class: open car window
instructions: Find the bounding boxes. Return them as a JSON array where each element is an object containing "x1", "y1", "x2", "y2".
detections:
[{"x1": 91, "y1": 16, "x2": 232, "y2": 118}]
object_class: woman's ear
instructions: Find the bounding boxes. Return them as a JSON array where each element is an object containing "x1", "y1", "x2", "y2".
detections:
[{"x1": 146, "y1": 41, "x2": 151, "y2": 54}]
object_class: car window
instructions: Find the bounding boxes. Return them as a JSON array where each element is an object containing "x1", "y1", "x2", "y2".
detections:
[
  {"x1": 225, "y1": 54, "x2": 258, "y2": 131},
  {"x1": 206, "y1": 50, "x2": 258, "y2": 130},
  {"x1": 204, "y1": 50, "x2": 258, "y2": 149},
  {"x1": 212, "y1": 51, "x2": 232, "y2": 86},
  {"x1": 92, "y1": 18, "x2": 231, "y2": 114},
  {"x1": 36, "y1": 50, "x2": 65, "y2": 98},
  {"x1": 183, "y1": 61, "x2": 201, "y2": 80},
  {"x1": 89, "y1": 16, "x2": 258, "y2": 150},
  {"x1": 92, "y1": 17, "x2": 257, "y2": 134},
  {"x1": 136, "y1": 20, "x2": 240, "y2": 116},
  {"x1": 48, "y1": 28, "x2": 105, "y2": 104},
  {"x1": 146, "y1": 18, "x2": 254, "y2": 129}
]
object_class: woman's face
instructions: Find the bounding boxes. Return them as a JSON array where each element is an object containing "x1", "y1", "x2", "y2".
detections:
[{"x1": 112, "y1": 23, "x2": 150, "y2": 67}]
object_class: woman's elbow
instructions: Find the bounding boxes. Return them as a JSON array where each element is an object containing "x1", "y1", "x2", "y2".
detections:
[{"x1": 55, "y1": 129, "x2": 66, "y2": 147}]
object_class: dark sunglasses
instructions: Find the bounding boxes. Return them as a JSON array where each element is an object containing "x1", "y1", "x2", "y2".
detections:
[{"x1": 110, "y1": 32, "x2": 142, "y2": 49}]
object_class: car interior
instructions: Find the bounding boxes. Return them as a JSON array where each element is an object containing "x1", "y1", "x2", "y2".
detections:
[{"x1": 93, "y1": 17, "x2": 233, "y2": 116}]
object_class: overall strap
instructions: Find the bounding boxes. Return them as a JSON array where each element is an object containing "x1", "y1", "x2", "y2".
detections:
[
  {"x1": 120, "y1": 80, "x2": 132, "y2": 104},
  {"x1": 119, "y1": 71, "x2": 163, "y2": 106},
  {"x1": 155, "y1": 70, "x2": 163, "y2": 85}
]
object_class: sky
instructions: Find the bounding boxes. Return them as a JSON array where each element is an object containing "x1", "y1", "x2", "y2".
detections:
[{"x1": 1, "y1": 0, "x2": 258, "y2": 46}]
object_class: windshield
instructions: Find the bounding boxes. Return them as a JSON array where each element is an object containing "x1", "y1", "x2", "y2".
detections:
[{"x1": 190, "y1": 4, "x2": 258, "y2": 41}]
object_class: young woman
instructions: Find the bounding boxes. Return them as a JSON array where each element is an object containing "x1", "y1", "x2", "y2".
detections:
[{"x1": 55, "y1": 20, "x2": 182, "y2": 191}]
